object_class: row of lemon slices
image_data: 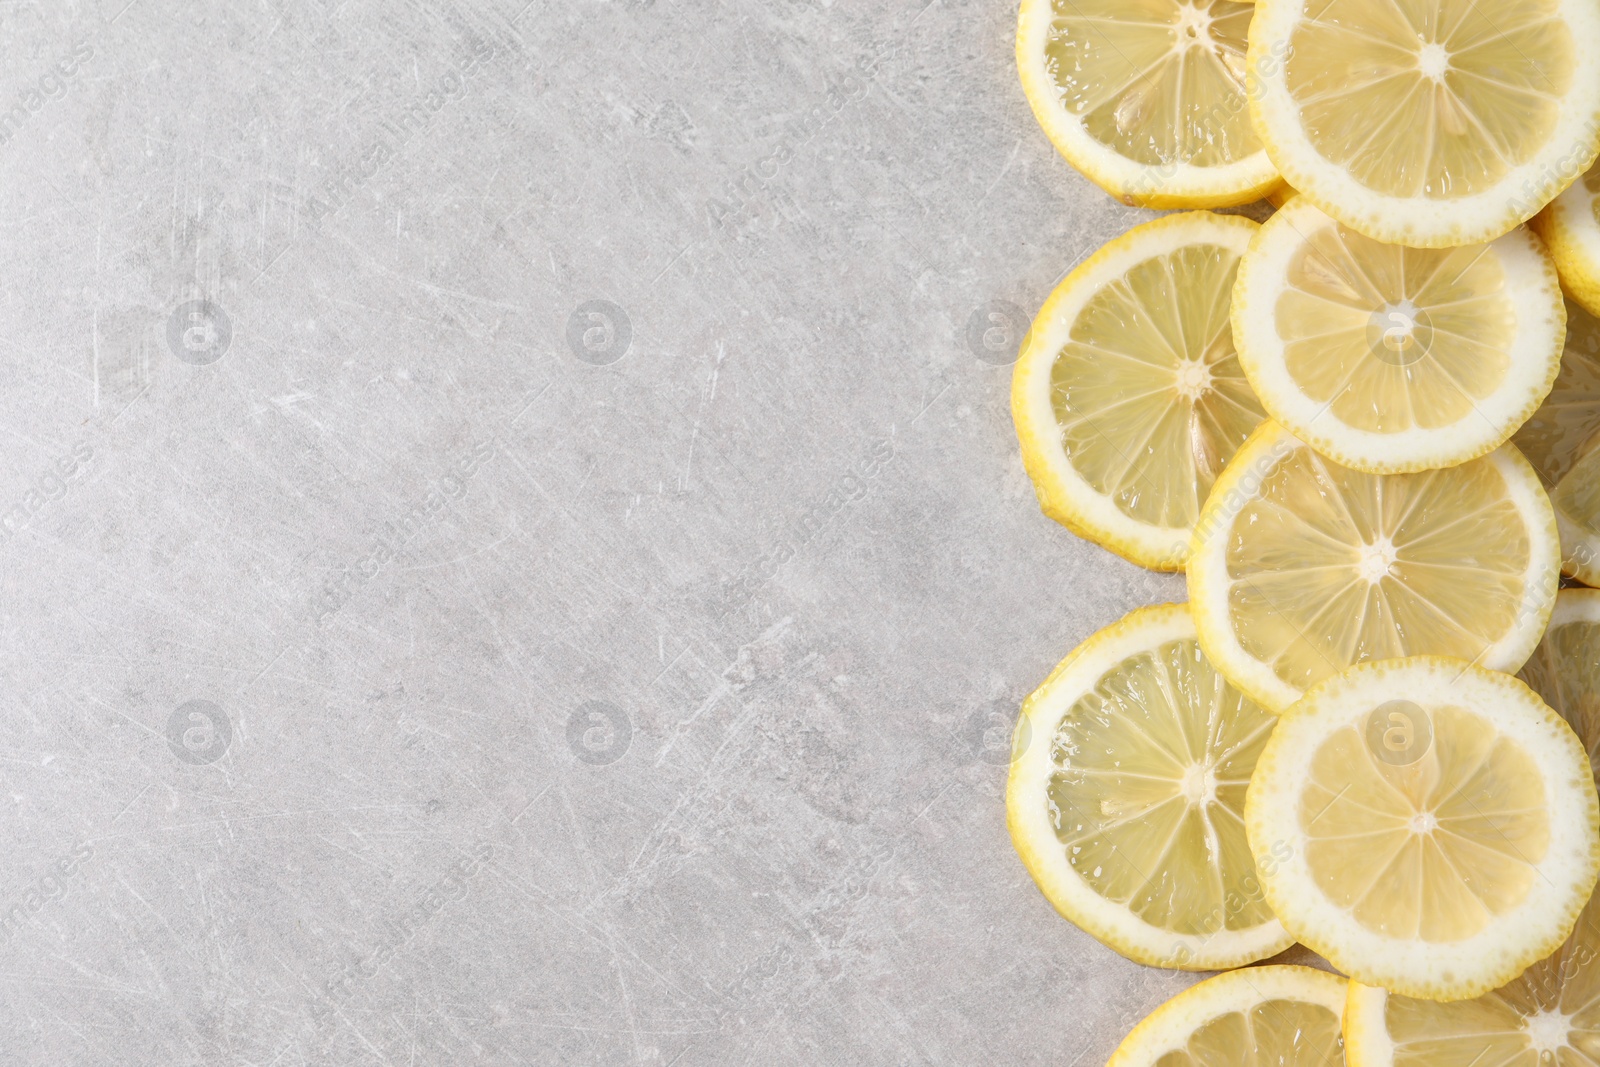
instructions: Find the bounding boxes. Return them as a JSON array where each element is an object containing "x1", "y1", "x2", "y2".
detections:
[{"x1": 1007, "y1": 0, "x2": 1600, "y2": 1063}]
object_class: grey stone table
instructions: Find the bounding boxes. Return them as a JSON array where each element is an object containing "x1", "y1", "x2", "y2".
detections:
[{"x1": 0, "y1": 1, "x2": 1314, "y2": 1063}]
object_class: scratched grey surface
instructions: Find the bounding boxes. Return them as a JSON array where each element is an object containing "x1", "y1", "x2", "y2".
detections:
[{"x1": 0, "y1": 1, "x2": 1311, "y2": 1064}]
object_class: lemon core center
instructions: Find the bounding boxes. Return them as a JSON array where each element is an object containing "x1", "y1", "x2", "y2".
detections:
[
  {"x1": 1416, "y1": 42, "x2": 1451, "y2": 81},
  {"x1": 1356, "y1": 538, "x2": 1398, "y2": 583},
  {"x1": 1174, "y1": 5, "x2": 1214, "y2": 51},
  {"x1": 1174, "y1": 359, "x2": 1213, "y2": 400},
  {"x1": 1524, "y1": 1010, "x2": 1573, "y2": 1055},
  {"x1": 1179, "y1": 761, "x2": 1218, "y2": 805}
]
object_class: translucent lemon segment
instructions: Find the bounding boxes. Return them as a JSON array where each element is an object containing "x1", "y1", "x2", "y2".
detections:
[
  {"x1": 1300, "y1": 705, "x2": 1548, "y2": 943},
  {"x1": 1015, "y1": 212, "x2": 1267, "y2": 571},
  {"x1": 1513, "y1": 301, "x2": 1600, "y2": 484},
  {"x1": 1284, "y1": 1, "x2": 1574, "y2": 201},
  {"x1": 1518, "y1": 589, "x2": 1600, "y2": 783},
  {"x1": 1008, "y1": 603, "x2": 1292, "y2": 969},
  {"x1": 1228, "y1": 452, "x2": 1530, "y2": 684},
  {"x1": 1109, "y1": 967, "x2": 1348, "y2": 1067},
  {"x1": 1348, "y1": 889, "x2": 1600, "y2": 1067},
  {"x1": 1232, "y1": 197, "x2": 1564, "y2": 473},
  {"x1": 1152, "y1": 998, "x2": 1342, "y2": 1067},
  {"x1": 1045, "y1": 0, "x2": 1258, "y2": 168},
  {"x1": 1051, "y1": 241, "x2": 1263, "y2": 531},
  {"x1": 1247, "y1": 658, "x2": 1600, "y2": 1001},
  {"x1": 1278, "y1": 234, "x2": 1513, "y2": 432},
  {"x1": 1049, "y1": 633, "x2": 1276, "y2": 936},
  {"x1": 1513, "y1": 301, "x2": 1600, "y2": 584}
]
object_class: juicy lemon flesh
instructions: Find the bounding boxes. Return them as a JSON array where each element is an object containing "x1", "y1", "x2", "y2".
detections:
[
  {"x1": 1379, "y1": 890, "x2": 1600, "y2": 1065},
  {"x1": 1553, "y1": 441, "x2": 1600, "y2": 546},
  {"x1": 1052, "y1": 242, "x2": 1264, "y2": 530},
  {"x1": 1519, "y1": 618, "x2": 1600, "y2": 782},
  {"x1": 1284, "y1": 0, "x2": 1575, "y2": 199},
  {"x1": 1513, "y1": 300, "x2": 1600, "y2": 487},
  {"x1": 1045, "y1": 0, "x2": 1259, "y2": 168},
  {"x1": 1299, "y1": 705, "x2": 1549, "y2": 942},
  {"x1": 1276, "y1": 223, "x2": 1514, "y2": 433},
  {"x1": 1225, "y1": 447, "x2": 1533, "y2": 696},
  {"x1": 1151, "y1": 999, "x2": 1343, "y2": 1067},
  {"x1": 1047, "y1": 635, "x2": 1277, "y2": 936}
]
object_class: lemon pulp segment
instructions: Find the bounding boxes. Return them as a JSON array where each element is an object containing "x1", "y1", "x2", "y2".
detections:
[{"x1": 1007, "y1": 603, "x2": 1290, "y2": 968}]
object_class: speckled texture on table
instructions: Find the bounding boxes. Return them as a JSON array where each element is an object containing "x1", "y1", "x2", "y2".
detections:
[{"x1": 0, "y1": 1, "x2": 1320, "y2": 1063}]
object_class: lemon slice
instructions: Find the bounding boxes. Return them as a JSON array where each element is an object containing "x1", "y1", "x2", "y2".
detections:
[
  {"x1": 1518, "y1": 587, "x2": 1600, "y2": 781},
  {"x1": 1016, "y1": 0, "x2": 1280, "y2": 208},
  {"x1": 1013, "y1": 212, "x2": 1268, "y2": 570},
  {"x1": 1007, "y1": 603, "x2": 1291, "y2": 969},
  {"x1": 1247, "y1": 656, "x2": 1600, "y2": 1001},
  {"x1": 1343, "y1": 603, "x2": 1600, "y2": 1061},
  {"x1": 1108, "y1": 965, "x2": 1347, "y2": 1067},
  {"x1": 1345, "y1": 886, "x2": 1600, "y2": 1067},
  {"x1": 1246, "y1": 0, "x2": 1600, "y2": 247},
  {"x1": 1232, "y1": 196, "x2": 1565, "y2": 473},
  {"x1": 1513, "y1": 300, "x2": 1600, "y2": 585},
  {"x1": 1187, "y1": 422, "x2": 1560, "y2": 712},
  {"x1": 1343, "y1": 600, "x2": 1600, "y2": 1062},
  {"x1": 1535, "y1": 163, "x2": 1600, "y2": 318}
]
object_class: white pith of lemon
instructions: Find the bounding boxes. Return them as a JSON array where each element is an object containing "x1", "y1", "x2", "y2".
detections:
[
  {"x1": 1187, "y1": 421, "x2": 1560, "y2": 712},
  {"x1": 1007, "y1": 603, "x2": 1291, "y2": 969},
  {"x1": 1013, "y1": 212, "x2": 1267, "y2": 570},
  {"x1": 1017, "y1": 0, "x2": 1281, "y2": 208},
  {"x1": 1107, "y1": 965, "x2": 1347, "y2": 1067},
  {"x1": 1232, "y1": 197, "x2": 1564, "y2": 473},
  {"x1": 1246, "y1": 656, "x2": 1600, "y2": 1001},
  {"x1": 1513, "y1": 299, "x2": 1600, "y2": 586},
  {"x1": 1246, "y1": 0, "x2": 1600, "y2": 247}
]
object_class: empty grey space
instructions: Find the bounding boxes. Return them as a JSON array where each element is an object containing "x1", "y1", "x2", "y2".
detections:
[{"x1": 0, "y1": 1, "x2": 1310, "y2": 1063}]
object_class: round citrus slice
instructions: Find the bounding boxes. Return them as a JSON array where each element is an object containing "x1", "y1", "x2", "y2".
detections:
[
  {"x1": 1246, "y1": 0, "x2": 1600, "y2": 247},
  {"x1": 1346, "y1": 884, "x2": 1600, "y2": 1067},
  {"x1": 1187, "y1": 422, "x2": 1560, "y2": 712},
  {"x1": 1016, "y1": 0, "x2": 1280, "y2": 209},
  {"x1": 1518, "y1": 587, "x2": 1600, "y2": 780},
  {"x1": 1013, "y1": 212, "x2": 1267, "y2": 571},
  {"x1": 1535, "y1": 163, "x2": 1600, "y2": 318},
  {"x1": 1345, "y1": 624, "x2": 1600, "y2": 1061},
  {"x1": 1107, "y1": 965, "x2": 1347, "y2": 1067},
  {"x1": 1513, "y1": 299, "x2": 1600, "y2": 585},
  {"x1": 1232, "y1": 196, "x2": 1565, "y2": 473},
  {"x1": 1007, "y1": 603, "x2": 1291, "y2": 969},
  {"x1": 1247, "y1": 656, "x2": 1600, "y2": 1001}
]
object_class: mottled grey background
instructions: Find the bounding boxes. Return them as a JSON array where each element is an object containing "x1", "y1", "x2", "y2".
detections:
[{"x1": 0, "y1": 1, "x2": 1306, "y2": 1063}]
